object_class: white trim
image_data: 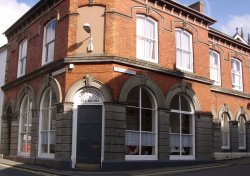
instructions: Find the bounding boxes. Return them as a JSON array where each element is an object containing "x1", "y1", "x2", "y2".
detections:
[
  {"x1": 169, "y1": 94, "x2": 195, "y2": 160},
  {"x1": 175, "y1": 28, "x2": 193, "y2": 73},
  {"x1": 71, "y1": 88, "x2": 104, "y2": 168},
  {"x1": 170, "y1": 155, "x2": 195, "y2": 160},
  {"x1": 125, "y1": 155, "x2": 157, "y2": 160},
  {"x1": 17, "y1": 39, "x2": 27, "y2": 78},
  {"x1": 42, "y1": 19, "x2": 56, "y2": 66},
  {"x1": 125, "y1": 86, "x2": 158, "y2": 161},
  {"x1": 136, "y1": 14, "x2": 158, "y2": 64},
  {"x1": 18, "y1": 95, "x2": 32, "y2": 156},
  {"x1": 38, "y1": 88, "x2": 56, "y2": 159},
  {"x1": 209, "y1": 50, "x2": 221, "y2": 86},
  {"x1": 231, "y1": 58, "x2": 243, "y2": 91}
]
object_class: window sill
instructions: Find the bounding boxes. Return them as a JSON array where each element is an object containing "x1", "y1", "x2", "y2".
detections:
[
  {"x1": 38, "y1": 153, "x2": 55, "y2": 159},
  {"x1": 221, "y1": 146, "x2": 230, "y2": 150},
  {"x1": 176, "y1": 67, "x2": 193, "y2": 73},
  {"x1": 125, "y1": 155, "x2": 157, "y2": 161},
  {"x1": 136, "y1": 58, "x2": 158, "y2": 64},
  {"x1": 18, "y1": 152, "x2": 30, "y2": 157}
]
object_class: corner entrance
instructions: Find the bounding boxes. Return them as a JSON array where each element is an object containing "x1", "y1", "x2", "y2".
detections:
[
  {"x1": 76, "y1": 105, "x2": 102, "y2": 164},
  {"x1": 71, "y1": 88, "x2": 104, "y2": 168}
]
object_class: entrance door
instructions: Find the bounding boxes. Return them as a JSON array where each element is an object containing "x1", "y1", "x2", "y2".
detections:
[{"x1": 76, "y1": 105, "x2": 102, "y2": 164}]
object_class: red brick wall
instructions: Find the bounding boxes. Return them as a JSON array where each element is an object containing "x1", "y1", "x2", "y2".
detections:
[{"x1": 4, "y1": 0, "x2": 250, "y2": 118}]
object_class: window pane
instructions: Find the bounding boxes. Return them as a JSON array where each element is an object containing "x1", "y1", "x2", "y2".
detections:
[
  {"x1": 176, "y1": 31, "x2": 181, "y2": 48},
  {"x1": 42, "y1": 109, "x2": 49, "y2": 131},
  {"x1": 170, "y1": 112, "x2": 180, "y2": 133},
  {"x1": 47, "y1": 42, "x2": 55, "y2": 62},
  {"x1": 127, "y1": 87, "x2": 139, "y2": 107},
  {"x1": 141, "y1": 109, "x2": 153, "y2": 131},
  {"x1": 181, "y1": 114, "x2": 193, "y2": 134},
  {"x1": 41, "y1": 131, "x2": 48, "y2": 153},
  {"x1": 50, "y1": 131, "x2": 55, "y2": 153},
  {"x1": 51, "y1": 107, "x2": 56, "y2": 130},
  {"x1": 136, "y1": 15, "x2": 157, "y2": 61},
  {"x1": 180, "y1": 95, "x2": 191, "y2": 112},
  {"x1": 170, "y1": 95, "x2": 179, "y2": 110},
  {"x1": 126, "y1": 107, "x2": 139, "y2": 131},
  {"x1": 141, "y1": 87, "x2": 152, "y2": 108}
]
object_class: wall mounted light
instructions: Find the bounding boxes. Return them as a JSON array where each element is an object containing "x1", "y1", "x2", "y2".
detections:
[
  {"x1": 69, "y1": 63, "x2": 74, "y2": 70},
  {"x1": 83, "y1": 23, "x2": 93, "y2": 52}
]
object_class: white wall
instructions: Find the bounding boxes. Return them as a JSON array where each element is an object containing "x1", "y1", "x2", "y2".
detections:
[{"x1": 0, "y1": 46, "x2": 7, "y2": 147}]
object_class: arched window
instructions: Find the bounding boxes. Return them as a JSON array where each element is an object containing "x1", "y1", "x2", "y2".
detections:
[
  {"x1": 136, "y1": 15, "x2": 158, "y2": 63},
  {"x1": 39, "y1": 88, "x2": 57, "y2": 158},
  {"x1": 238, "y1": 115, "x2": 246, "y2": 149},
  {"x1": 221, "y1": 113, "x2": 230, "y2": 149},
  {"x1": 169, "y1": 93, "x2": 195, "y2": 160},
  {"x1": 175, "y1": 29, "x2": 193, "y2": 72},
  {"x1": 42, "y1": 19, "x2": 57, "y2": 65},
  {"x1": 210, "y1": 50, "x2": 221, "y2": 85},
  {"x1": 18, "y1": 95, "x2": 32, "y2": 156},
  {"x1": 125, "y1": 86, "x2": 157, "y2": 160}
]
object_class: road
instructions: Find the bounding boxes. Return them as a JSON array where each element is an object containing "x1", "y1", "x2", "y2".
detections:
[
  {"x1": 0, "y1": 163, "x2": 58, "y2": 176},
  {"x1": 132, "y1": 161, "x2": 250, "y2": 176}
]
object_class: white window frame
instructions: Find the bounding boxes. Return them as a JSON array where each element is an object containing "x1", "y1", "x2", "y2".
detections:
[
  {"x1": 42, "y1": 19, "x2": 56, "y2": 65},
  {"x1": 175, "y1": 28, "x2": 193, "y2": 72},
  {"x1": 238, "y1": 115, "x2": 246, "y2": 150},
  {"x1": 38, "y1": 88, "x2": 56, "y2": 158},
  {"x1": 17, "y1": 39, "x2": 28, "y2": 77},
  {"x1": 221, "y1": 113, "x2": 230, "y2": 149},
  {"x1": 210, "y1": 50, "x2": 221, "y2": 85},
  {"x1": 169, "y1": 94, "x2": 195, "y2": 160},
  {"x1": 125, "y1": 86, "x2": 158, "y2": 161},
  {"x1": 18, "y1": 95, "x2": 32, "y2": 156},
  {"x1": 231, "y1": 58, "x2": 243, "y2": 91},
  {"x1": 136, "y1": 15, "x2": 158, "y2": 63}
]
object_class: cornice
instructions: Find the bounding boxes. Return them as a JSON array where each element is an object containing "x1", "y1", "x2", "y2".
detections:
[
  {"x1": 209, "y1": 28, "x2": 250, "y2": 53},
  {"x1": 2, "y1": 56, "x2": 213, "y2": 91},
  {"x1": 2, "y1": 59, "x2": 65, "y2": 91},
  {"x1": 64, "y1": 56, "x2": 213, "y2": 85},
  {"x1": 4, "y1": 0, "x2": 64, "y2": 38},
  {"x1": 137, "y1": 0, "x2": 216, "y2": 25},
  {"x1": 211, "y1": 85, "x2": 250, "y2": 99}
]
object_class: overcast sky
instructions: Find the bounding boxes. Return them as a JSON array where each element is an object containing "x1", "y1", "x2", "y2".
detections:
[{"x1": 1, "y1": 0, "x2": 250, "y2": 46}]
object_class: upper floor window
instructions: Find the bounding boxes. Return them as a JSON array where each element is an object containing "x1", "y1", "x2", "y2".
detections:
[
  {"x1": 42, "y1": 19, "x2": 56, "y2": 65},
  {"x1": 221, "y1": 113, "x2": 230, "y2": 149},
  {"x1": 231, "y1": 58, "x2": 243, "y2": 91},
  {"x1": 210, "y1": 50, "x2": 221, "y2": 85},
  {"x1": 17, "y1": 39, "x2": 27, "y2": 77},
  {"x1": 238, "y1": 115, "x2": 246, "y2": 149},
  {"x1": 176, "y1": 29, "x2": 193, "y2": 72},
  {"x1": 136, "y1": 15, "x2": 158, "y2": 63}
]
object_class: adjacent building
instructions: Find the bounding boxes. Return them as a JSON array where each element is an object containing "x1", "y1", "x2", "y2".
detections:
[
  {"x1": 1, "y1": 0, "x2": 250, "y2": 170},
  {"x1": 0, "y1": 45, "x2": 7, "y2": 152}
]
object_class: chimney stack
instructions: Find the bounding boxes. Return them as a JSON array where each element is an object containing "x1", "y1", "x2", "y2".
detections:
[
  {"x1": 241, "y1": 27, "x2": 244, "y2": 39},
  {"x1": 248, "y1": 33, "x2": 250, "y2": 45},
  {"x1": 189, "y1": 0, "x2": 204, "y2": 14}
]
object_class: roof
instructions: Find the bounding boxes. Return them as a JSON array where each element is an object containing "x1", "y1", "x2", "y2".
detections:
[
  {"x1": 4, "y1": 0, "x2": 59, "y2": 37},
  {"x1": 209, "y1": 27, "x2": 250, "y2": 50},
  {"x1": 161, "y1": 0, "x2": 216, "y2": 25}
]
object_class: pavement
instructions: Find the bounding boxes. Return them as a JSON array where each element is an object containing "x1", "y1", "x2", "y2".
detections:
[{"x1": 0, "y1": 157, "x2": 249, "y2": 176}]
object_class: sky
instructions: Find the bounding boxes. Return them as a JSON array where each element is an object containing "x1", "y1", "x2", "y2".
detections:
[{"x1": 1, "y1": 0, "x2": 250, "y2": 46}]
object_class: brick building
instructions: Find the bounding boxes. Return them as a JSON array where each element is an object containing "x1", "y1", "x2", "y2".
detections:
[{"x1": 1, "y1": 0, "x2": 250, "y2": 170}]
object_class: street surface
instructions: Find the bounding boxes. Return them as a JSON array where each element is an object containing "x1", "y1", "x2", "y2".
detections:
[
  {"x1": 132, "y1": 161, "x2": 250, "y2": 176},
  {"x1": 0, "y1": 163, "x2": 58, "y2": 176}
]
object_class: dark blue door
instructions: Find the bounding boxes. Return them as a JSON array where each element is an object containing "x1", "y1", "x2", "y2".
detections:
[{"x1": 76, "y1": 105, "x2": 102, "y2": 164}]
